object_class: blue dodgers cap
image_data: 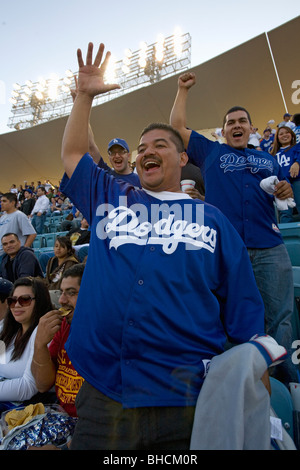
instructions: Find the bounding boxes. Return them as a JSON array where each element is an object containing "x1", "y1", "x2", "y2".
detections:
[
  {"x1": 0, "y1": 278, "x2": 13, "y2": 297},
  {"x1": 107, "y1": 138, "x2": 129, "y2": 153}
]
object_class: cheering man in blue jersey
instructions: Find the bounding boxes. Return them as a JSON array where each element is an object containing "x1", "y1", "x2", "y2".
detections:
[
  {"x1": 60, "y1": 42, "x2": 268, "y2": 450},
  {"x1": 170, "y1": 71, "x2": 298, "y2": 387}
]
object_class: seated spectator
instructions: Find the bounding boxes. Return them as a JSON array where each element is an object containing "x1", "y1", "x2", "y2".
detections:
[
  {"x1": 60, "y1": 196, "x2": 73, "y2": 212},
  {"x1": 0, "y1": 277, "x2": 53, "y2": 412},
  {"x1": 0, "y1": 277, "x2": 13, "y2": 332},
  {"x1": 50, "y1": 196, "x2": 64, "y2": 215},
  {"x1": 60, "y1": 208, "x2": 82, "y2": 232},
  {"x1": 0, "y1": 233, "x2": 43, "y2": 283},
  {"x1": 45, "y1": 237, "x2": 79, "y2": 291},
  {"x1": 20, "y1": 189, "x2": 36, "y2": 216},
  {"x1": 259, "y1": 128, "x2": 274, "y2": 153},
  {"x1": 68, "y1": 218, "x2": 90, "y2": 246},
  {"x1": 32, "y1": 264, "x2": 85, "y2": 417}
]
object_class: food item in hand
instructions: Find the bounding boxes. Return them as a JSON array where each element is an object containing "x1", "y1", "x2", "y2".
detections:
[{"x1": 59, "y1": 307, "x2": 72, "y2": 317}]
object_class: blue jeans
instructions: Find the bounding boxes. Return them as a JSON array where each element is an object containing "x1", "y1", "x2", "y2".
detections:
[
  {"x1": 279, "y1": 180, "x2": 300, "y2": 223},
  {"x1": 31, "y1": 213, "x2": 46, "y2": 234},
  {"x1": 248, "y1": 244, "x2": 299, "y2": 384}
]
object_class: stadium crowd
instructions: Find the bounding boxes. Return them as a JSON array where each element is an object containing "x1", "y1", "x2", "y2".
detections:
[{"x1": 0, "y1": 45, "x2": 299, "y2": 450}]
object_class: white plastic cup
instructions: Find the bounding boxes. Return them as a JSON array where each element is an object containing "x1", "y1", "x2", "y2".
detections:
[
  {"x1": 181, "y1": 179, "x2": 196, "y2": 192},
  {"x1": 289, "y1": 382, "x2": 300, "y2": 411}
]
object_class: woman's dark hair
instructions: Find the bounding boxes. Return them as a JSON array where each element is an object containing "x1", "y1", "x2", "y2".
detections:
[
  {"x1": 55, "y1": 236, "x2": 75, "y2": 257},
  {"x1": 270, "y1": 126, "x2": 297, "y2": 156},
  {"x1": 0, "y1": 277, "x2": 53, "y2": 360}
]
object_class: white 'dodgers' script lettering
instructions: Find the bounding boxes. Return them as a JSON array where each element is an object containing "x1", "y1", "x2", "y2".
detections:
[{"x1": 97, "y1": 205, "x2": 217, "y2": 254}]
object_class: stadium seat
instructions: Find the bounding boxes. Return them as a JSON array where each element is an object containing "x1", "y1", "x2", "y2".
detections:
[
  {"x1": 41, "y1": 233, "x2": 57, "y2": 248},
  {"x1": 54, "y1": 231, "x2": 68, "y2": 237},
  {"x1": 292, "y1": 267, "x2": 300, "y2": 339},
  {"x1": 278, "y1": 222, "x2": 300, "y2": 266},
  {"x1": 270, "y1": 377, "x2": 294, "y2": 440},
  {"x1": 32, "y1": 234, "x2": 43, "y2": 249}
]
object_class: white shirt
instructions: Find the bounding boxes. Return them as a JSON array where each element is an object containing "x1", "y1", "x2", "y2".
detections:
[
  {"x1": 0, "y1": 327, "x2": 38, "y2": 401},
  {"x1": 31, "y1": 195, "x2": 50, "y2": 215}
]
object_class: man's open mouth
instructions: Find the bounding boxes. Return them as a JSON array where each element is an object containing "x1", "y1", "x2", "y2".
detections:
[
  {"x1": 143, "y1": 160, "x2": 160, "y2": 172},
  {"x1": 233, "y1": 132, "x2": 243, "y2": 138}
]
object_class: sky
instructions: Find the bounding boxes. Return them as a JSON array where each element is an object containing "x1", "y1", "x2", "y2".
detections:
[{"x1": 0, "y1": 0, "x2": 299, "y2": 135}]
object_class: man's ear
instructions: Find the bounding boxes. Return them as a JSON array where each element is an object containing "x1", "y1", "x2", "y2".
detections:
[{"x1": 180, "y1": 151, "x2": 189, "y2": 168}]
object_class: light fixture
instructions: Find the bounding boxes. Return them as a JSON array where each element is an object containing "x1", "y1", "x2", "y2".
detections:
[
  {"x1": 8, "y1": 31, "x2": 191, "y2": 130},
  {"x1": 174, "y1": 27, "x2": 183, "y2": 57}
]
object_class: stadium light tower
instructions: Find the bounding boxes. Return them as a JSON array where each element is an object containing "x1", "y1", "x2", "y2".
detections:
[{"x1": 8, "y1": 30, "x2": 191, "y2": 130}]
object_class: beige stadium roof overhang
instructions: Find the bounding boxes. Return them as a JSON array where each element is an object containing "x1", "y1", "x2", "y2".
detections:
[{"x1": 0, "y1": 16, "x2": 299, "y2": 191}]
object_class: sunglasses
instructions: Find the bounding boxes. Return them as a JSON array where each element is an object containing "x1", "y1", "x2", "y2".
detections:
[{"x1": 7, "y1": 295, "x2": 36, "y2": 308}]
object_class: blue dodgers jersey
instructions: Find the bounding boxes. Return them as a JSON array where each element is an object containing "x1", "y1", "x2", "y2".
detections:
[
  {"x1": 260, "y1": 135, "x2": 274, "y2": 153},
  {"x1": 60, "y1": 154, "x2": 265, "y2": 408},
  {"x1": 275, "y1": 143, "x2": 300, "y2": 182},
  {"x1": 98, "y1": 157, "x2": 141, "y2": 188},
  {"x1": 187, "y1": 131, "x2": 284, "y2": 248}
]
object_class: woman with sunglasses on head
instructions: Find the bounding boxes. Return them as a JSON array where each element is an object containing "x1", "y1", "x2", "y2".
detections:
[
  {"x1": 271, "y1": 126, "x2": 300, "y2": 223},
  {"x1": 0, "y1": 277, "x2": 53, "y2": 412}
]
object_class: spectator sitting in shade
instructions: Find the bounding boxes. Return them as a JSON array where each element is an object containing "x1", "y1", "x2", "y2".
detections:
[
  {"x1": 68, "y1": 218, "x2": 90, "y2": 246},
  {"x1": 32, "y1": 264, "x2": 85, "y2": 418},
  {"x1": 0, "y1": 233, "x2": 43, "y2": 283}
]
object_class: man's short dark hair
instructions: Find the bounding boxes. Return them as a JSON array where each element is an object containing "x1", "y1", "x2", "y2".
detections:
[
  {"x1": 1, "y1": 232, "x2": 19, "y2": 242},
  {"x1": 38, "y1": 186, "x2": 46, "y2": 193},
  {"x1": 61, "y1": 263, "x2": 85, "y2": 285},
  {"x1": 1, "y1": 193, "x2": 17, "y2": 206},
  {"x1": 140, "y1": 122, "x2": 185, "y2": 153},
  {"x1": 223, "y1": 106, "x2": 252, "y2": 127}
]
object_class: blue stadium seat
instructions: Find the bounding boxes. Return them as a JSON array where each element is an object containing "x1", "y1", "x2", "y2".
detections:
[
  {"x1": 278, "y1": 222, "x2": 300, "y2": 266},
  {"x1": 292, "y1": 267, "x2": 300, "y2": 339},
  {"x1": 270, "y1": 377, "x2": 294, "y2": 440},
  {"x1": 41, "y1": 233, "x2": 57, "y2": 248},
  {"x1": 32, "y1": 234, "x2": 43, "y2": 249}
]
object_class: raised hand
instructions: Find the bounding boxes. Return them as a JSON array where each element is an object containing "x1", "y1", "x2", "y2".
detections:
[
  {"x1": 76, "y1": 42, "x2": 120, "y2": 98},
  {"x1": 178, "y1": 72, "x2": 196, "y2": 90}
]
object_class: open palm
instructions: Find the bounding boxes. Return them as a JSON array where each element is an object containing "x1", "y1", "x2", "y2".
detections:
[{"x1": 76, "y1": 42, "x2": 120, "y2": 97}]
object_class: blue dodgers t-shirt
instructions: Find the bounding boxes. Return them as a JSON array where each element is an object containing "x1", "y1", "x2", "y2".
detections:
[
  {"x1": 260, "y1": 135, "x2": 274, "y2": 153},
  {"x1": 275, "y1": 143, "x2": 300, "y2": 182},
  {"x1": 98, "y1": 157, "x2": 141, "y2": 187},
  {"x1": 60, "y1": 154, "x2": 265, "y2": 408},
  {"x1": 187, "y1": 131, "x2": 285, "y2": 249}
]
